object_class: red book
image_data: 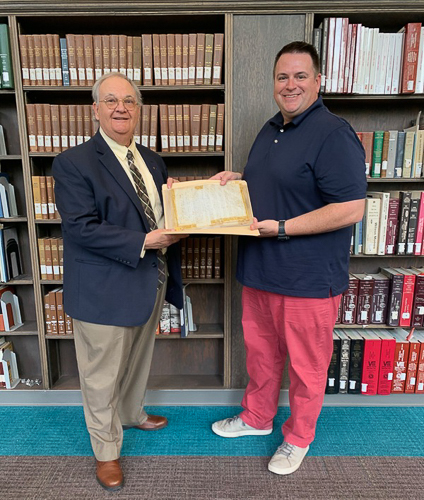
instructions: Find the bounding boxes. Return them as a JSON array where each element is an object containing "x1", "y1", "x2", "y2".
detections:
[
  {"x1": 413, "y1": 331, "x2": 424, "y2": 393},
  {"x1": 391, "y1": 328, "x2": 410, "y2": 393},
  {"x1": 394, "y1": 268, "x2": 416, "y2": 327},
  {"x1": 375, "y1": 330, "x2": 396, "y2": 395},
  {"x1": 409, "y1": 267, "x2": 424, "y2": 327},
  {"x1": 405, "y1": 336, "x2": 420, "y2": 393},
  {"x1": 414, "y1": 192, "x2": 424, "y2": 255},
  {"x1": 360, "y1": 330, "x2": 381, "y2": 395},
  {"x1": 401, "y1": 22, "x2": 422, "y2": 93}
]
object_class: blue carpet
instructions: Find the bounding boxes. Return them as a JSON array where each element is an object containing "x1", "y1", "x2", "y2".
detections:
[{"x1": 1, "y1": 406, "x2": 424, "y2": 457}]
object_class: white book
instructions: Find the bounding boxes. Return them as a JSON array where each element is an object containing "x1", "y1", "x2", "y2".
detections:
[
  {"x1": 363, "y1": 197, "x2": 381, "y2": 255},
  {"x1": 364, "y1": 28, "x2": 378, "y2": 94},
  {"x1": 367, "y1": 191, "x2": 390, "y2": 255},
  {"x1": 377, "y1": 33, "x2": 389, "y2": 94},
  {"x1": 325, "y1": 17, "x2": 335, "y2": 93},
  {"x1": 369, "y1": 29, "x2": 380, "y2": 94},
  {"x1": 0, "y1": 184, "x2": 9, "y2": 218},
  {"x1": 357, "y1": 26, "x2": 369, "y2": 94},
  {"x1": 337, "y1": 18, "x2": 349, "y2": 93},
  {"x1": 415, "y1": 27, "x2": 424, "y2": 94},
  {"x1": 352, "y1": 23, "x2": 362, "y2": 93},
  {"x1": 385, "y1": 33, "x2": 396, "y2": 94},
  {"x1": 386, "y1": 130, "x2": 398, "y2": 179},
  {"x1": 343, "y1": 23, "x2": 353, "y2": 93},
  {"x1": 331, "y1": 18, "x2": 342, "y2": 93},
  {"x1": 391, "y1": 32, "x2": 404, "y2": 94}
]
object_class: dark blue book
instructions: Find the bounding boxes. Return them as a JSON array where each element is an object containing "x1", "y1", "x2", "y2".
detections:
[
  {"x1": 394, "y1": 130, "x2": 406, "y2": 178},
  {"x1": 59, "y1": 38, "x2": 70, "y2": 86}
]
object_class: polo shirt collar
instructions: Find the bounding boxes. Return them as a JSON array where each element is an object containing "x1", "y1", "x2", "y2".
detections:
[{"x1": 270, "y1": 95, "x2": 324, "y2": 129}]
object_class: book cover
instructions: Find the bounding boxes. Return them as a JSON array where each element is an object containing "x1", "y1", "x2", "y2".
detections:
[
  {"x1": 397, "y1": 191, "x2": 412, "y2": 254},
  {"x1": 345, "y1": 329, "x2": 364, "y2": 394},
  {"x1": 400, "y1": 22, "x2": 422, "y2": 93},
  {"x1": 336, "y1": 329, "x2": 350, "y2": 393},
  {"x1": 393, "y1": 268, "x2": 416, "y2": 327},
  {"x1": 410, "y1": 267, "x2": 424, "y2": 327},
  {"x1": 371, "y1": 131, "x2": 384, "y2": 177},
  {"x1": 412, "y1": 330, "x2": 424, "y2": 393},
  {"x1": 0, "y1": 24, "x2": 14, "y2": 89},
  {"x1": 175, "y1": 33, "x2": 182, "y2": 85},
  {"x1": 391, "y1": 328, "x2": 410, "y2": 393},
  {"x1": 196, "y1": 33, "x2": 205, "y2": 84},
  {"x1": 341, "y1": 273, "x2": 359, "y2": 324},
  {"x1": 374, "y1": 330, "x2": 396, "y2": 395},
  {"x1": 360, "y1": 330, "x2": 381, "y2": 395},
  {"x1": 212, "y1": 33, "x2": 224, "y2": 85},
  {"x1": 190, "y1": 104, "x2": 201, "y2": 152},
  {"x1": 385, "y1": 196, "x2": 400, "y2": 255},
  {"x1": 363, "y1": 197, "x2": 380, "y2": 254},
  {"x1": 380, "y1": 267, "x2": 404, "y2": 327},
  {"x1": 369, "y1": 273, "x2": 389, "y2": 324},
  {"x1": 405, "y1": 336, "x2": 420, "y2": 393},
  {"x1": 159, "y1": 104, "x2": 169, "y2": 152},
  {"x1": 141, "y1": 34, "x2": 152, "y2": 86},
  {"x1": 406, "y1": 191, "x2": 420, "y2": 254},
  {"x1": 353, "y1": 273, "x2": 374, "y2": 325},
  {"x1": 325, "y1": 331, "x2": 341, "y2": 394}
]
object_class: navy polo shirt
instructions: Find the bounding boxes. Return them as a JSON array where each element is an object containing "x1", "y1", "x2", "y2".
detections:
[{"x1": 237, "y1": 96, "x2": 367, "y2": 298}]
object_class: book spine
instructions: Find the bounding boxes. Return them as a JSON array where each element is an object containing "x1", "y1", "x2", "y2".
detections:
[
  {"x1": 59, "y1": 38, "x2": 70, "y2": 86},
  {"x1": 159, "y1": 34, "x2": 168, "y2": 85},
  {"x1": 167, "y1": 33, "x2": 175, "y2": 85},
  {"x1": 412, "y1": 275, "x2": 424, "y2": 327},
  {"x1": 377, "y1": 338, "x2": 395, "y2": 395},
  {"x1": 200, "y1": 103, "x2": 210, "y2": 152},
  {"x1": 168, "y1": 104, "x2": 177, "y2": 153},
  {"x1": 190, "y1": 104, "x2": 201, "y2": 152},
  {"x1": 361, "y1": 339, "x2": 381, "y2": 395},
  {"x1": 188, "y1": 33, "x2": 197, "y2": 85},
  {"x1": 132, "y1": 36, "x2": 142, "y2": 85},
  {"x1": 84, "y1": 34, "x2": 94, "y2": 86},
  {"x1": 392, "y1": 341, "x2": 409, "y2": 393},
  {"x1": 405, "y1": 341, "x2": 420, "y2": 393},
  {"x1": 325, "y1": 335, "x2": 340, "y2": 394},
  {"x1": 19, "y1": 34, "x2": 30, "y2": 86},
  {"x1": 342, "y1": 276, "x2": 359, "y2": 324},
  {"x1": 141, "y1": 34, "x2": 153, "y2": 85},
  {"x1": 401, "y1": 23, "x2": 422, "y2": 93},
  {"x1": 0, "y1": 24, "x2": 14, "y2": 89},
  {"x1": 196, "y1": 33, "x2": 205, "y2": 84},
  {"x1": 415, "y1": 340, "x2": 424, "y2": 393},
  {"x1": 348, "y1": 338, "x2": 363, "y2": 394},
  {"x1": 159, "y1": 104, "x2": 169, "y2": 152},
  {"x1": 118, "y1": 34, "x2": 127, "y2": 76},
  {"x1": 339, "y1": 337, "x2": 350, "y2": 393},
  {"x1": 371, "y1": 278, "x2": 389, "y2": 324}
]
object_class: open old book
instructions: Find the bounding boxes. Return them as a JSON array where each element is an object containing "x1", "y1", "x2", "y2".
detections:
[{"x1": 162, "y1": 179, "x2": 260, "y2": 236}]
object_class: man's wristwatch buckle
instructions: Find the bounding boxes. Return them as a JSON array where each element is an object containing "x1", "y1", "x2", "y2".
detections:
[{"x1": 278, "y1": 220, "x2": 290, "y2": 241}]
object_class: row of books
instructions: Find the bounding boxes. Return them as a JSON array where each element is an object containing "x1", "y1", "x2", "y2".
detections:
[
  {"x1": 0, "y1": 286, "x2": 23, "y2": 332},
  {"x1": 0, "y1": 227, "x2": 23, "y2": 283},
  {"x1": 181, "y1": 237, "x2": 222, "y2": 280},
  {"x1": 18, "y1": 32, "x2": 224, "y2": 87},
  {"x1": 0, "y1": 337, "x2": 20, "y2": 389},
  {"x1": 38, "y1": 238, "x2": 63, "y2": 281},
  {"x1": 158, "y1": 103, "x2": 224, "y2": 153},
  {"x1": 25, "y1": 102, "x2": 225, "y2": 154},
  {"x1": 32, "y1": 176, "x2": 59, "y2": 220},
  {"x1": 326, "y1": 328, "x2": 424, "y2": 395},
  {"x1": 44, "y1": 288, "x2": 74, "y2": 335},
  {"x1": 156, "y1": 298, "x2": 196, "y2": 337},
  {"x1": 337, "y1": 268, "x2": 424, "y2": 328},
  {"x1": 353, "y1": 191, "x2": 424, "y2": 256},
  {"x1": 358, "y1": 125, "x2": 424, "y2": 179},
  {"x1": 314, "y1": 19, "x2": 423, "y2": 94},
  {"x1": 0, "y1": 25, "x2": 14, "y2": 89}
]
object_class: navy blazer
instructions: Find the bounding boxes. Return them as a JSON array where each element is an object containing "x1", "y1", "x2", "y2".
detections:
[{"x1": 52, "y1": 131, "x2": 183, "y2": 327}]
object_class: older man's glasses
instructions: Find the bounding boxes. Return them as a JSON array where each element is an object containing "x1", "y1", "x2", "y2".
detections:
[{"x1": 100, "y1": 97, "x2": 139, "y2": 111}]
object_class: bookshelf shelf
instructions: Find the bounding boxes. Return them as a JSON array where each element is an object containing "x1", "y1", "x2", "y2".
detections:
[
  {"x1": 0, "y1": 216, "x2": 27, "y2": 222},
  {"x1": 323, "y1": 94, "x2": 424, "y2": 100},
  {"x1": 6, "y1": 274, "x2": 33, "y2": 285},
  {"x1": 0, "y1": 155, "x2": 21, "y2": 160},
  {"x1": 23, "y1": 85, "x2": 225, "y2": 92},
  {"x1": 35, "y1": 219, "x2": 61, "y2": 224}
]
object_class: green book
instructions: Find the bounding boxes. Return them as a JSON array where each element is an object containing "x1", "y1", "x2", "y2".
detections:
[
  {"x1": 0, "y1": 24, "x2": 14, "y2": 89},
  {"x1": 371, "y1": 131, "x2": 384, "y2": 178}
]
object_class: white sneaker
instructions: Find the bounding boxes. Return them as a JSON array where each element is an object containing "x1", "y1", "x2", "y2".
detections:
[
  {"x1": 268, "y1": 441, "x2": 309, "y2": 475},
  {"x1": 211, "y1": 416, "x2": 272, "y2": 438}
]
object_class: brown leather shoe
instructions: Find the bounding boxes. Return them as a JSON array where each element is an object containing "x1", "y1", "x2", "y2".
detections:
[
  {"x1": 123, "y1": 414, "x2": 168, "y2": 431},
  {"x1": 96, "y1": 459, "x2": 124, "y2": 491}
]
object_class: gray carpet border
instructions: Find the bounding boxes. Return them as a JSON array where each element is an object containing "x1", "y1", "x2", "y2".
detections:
[{"x1": 2, "y1": 456, "x2": 424, "y2": 500}]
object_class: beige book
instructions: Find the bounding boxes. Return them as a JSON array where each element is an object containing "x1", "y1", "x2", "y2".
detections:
[
  {"x1": 65, "y1": 313, "x2": 73, "y2": 335},
  {"x1": 175, "y1": 33, "x2": 182, "y2": 85},
  {"x1": 51, "y1": 238, "x2": 60, "y2": 280},
  {"x1": 183, "y1": 103, "x2": 191, "y2": 152},
  {"x1": 190, "y1": 104, "x2": 201, "y2": 152},
  {"x1": 132, "y1": 36, "x2": 142, "y2": 85},
  {"x1": 141, "y1": 34, "x2": 153, "y2": 85},
  {"x1": 46, "y1": 176, "x2": 56, "y2": 219},
  {"x1": 118, "y1": 34, "x2": 127, "y2": 75},
  {"x1": 152, "y1": 34, "x2": 161, "y2": 85},
  {"x1": 53, "y1": 34, "x2": 62, "y2": 85},
  {"x1": 43, "y1": 104, "x2": 52, "y2": 152},
  {"x1": 34, "y1": 103, "x2": 45, "y2": 152},
  {"x1": 175, "y1": 104, "x2": 184, "y2": 152},
  {"x1": 32, "y1": 176, "x2": 42, "y2": 219},
  {"x1": 109, "y1": 34, "x2": 119, "y2": 73},
  {"x1": 56, "y1": 289, "x2": 65, "y2": 334},
  {"x1": 212, "y1": 33, "x2": 224, "y2": 85},
  {"x1": 215, "y1": 103, "x2": 225, "y2": 152},
  {"x1": 83, "y1": 34, "x2": 94, "y2": 85},
  {"x1": 141, "y1": 104, "x2": 150, "y2": 148},
  {"x1": 196, "y1": 33, "x2": 205, "y2": 84},
  {"x1": 208, "y1": 104, "x2": 217, "y2": 152},
  {"x1": 162, "y1": 180, "x2": 259, "y2": 236},
  {"x1": 58, "y1": 238, "x2": 64, "y2": 276},
  {"x1": 75, "y1": 34, "x2": 86, "y2": 85},
  {"x1": 93, "y1": 35, "x2": 103, "y2": 80},
  {"x1": 66, "y1": 34, "x2": 78, "y2": 86},
  {"x1": 19, "y1": 34, "x2": 30, "y2": 86},
  {"x1": 402, "y1": 131, "x2": 415, "y2": 178},
  {"x1": 83, "y1": 105, "x2": 92, "y2": 142},
  {"x1": 149, "y1": 104, "x2": 158, "y2": 151},
  {"x1": 126, "y1": 36, "x2": 133, "y2": 81},
  {"x1": 188, "y1": 34, "x2": 197, "y2": 85},
  {"x1": 44, "y1": 293, "x2": 51, "y2": 333},
  {"x1": 46, "y1": 34, "x2": 57, "y2": 85},
  {"x1": 27, "y1": 34, "x2": 36, "y2": 85},
  {"x1": 50, "y1": 104, "x2": 61, "y2": 152},
  {"x1": 33, "y1": 34, "x2": 44, "y2": 85},
  {"x1": 412, "y1": 129, "x2": 424, "y2": 178},
  {"x1": 159, "y1": 104, "x2": 169, "y2": 152},
  {"x1": 40, "y1": 34, "x2": 50, "y2": 85},
  {"x1": 159, "y1": 34, "x2": 168, "y2": 85},
  {"x1": 68, "y1": 104, "x2": 77, "y2": 148},
  {"x1": 167, "y1": 34, "x2": 175, "y2": 85},
  {"x1": 38, "y1": 238, "x2": 47, "y2": 280},
  {"x1": 76, "y1": 105, "x2": 84, "y2": 145},
  {"x1": 204, "y1": 34, "x2": 214, "y2": 85},
  {"x1": 363, "y1": 197, "x2": 381, "y2": 254},
  {"x1": 40, "y1": 176, "x2": 48, "y2": 219},
  {"x1": 182, "y1": 34, "x2": 189, "y2": 85},
  {"x1": 168, "y1": 104, "x2": 177, "y2": 152},
  {"x1": 59, "y1": 105, "x2": 69, "y2": 150},
  {"x1": 200, "y1": 103, "x2": 210, "y2": 152},
  {"x1": 26, "y1": 104, "x2": 38, "y2": 152},
  {"x1": 101, "y1": 35, "x2": 111, "y2": 74}
]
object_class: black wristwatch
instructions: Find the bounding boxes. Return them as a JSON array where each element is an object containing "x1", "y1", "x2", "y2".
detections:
[{"x1": 277, "y1": 220, "x2": 290, "y2": 241}]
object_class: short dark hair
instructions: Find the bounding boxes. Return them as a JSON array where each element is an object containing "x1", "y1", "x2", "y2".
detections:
[{"x1": 273, "y1": 41, "x2": 320, "y2": 77}]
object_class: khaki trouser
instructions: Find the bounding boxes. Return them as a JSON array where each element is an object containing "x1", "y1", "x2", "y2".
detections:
[{"x1": 73, "y1": 278, "x2": 167, "y2": 461}]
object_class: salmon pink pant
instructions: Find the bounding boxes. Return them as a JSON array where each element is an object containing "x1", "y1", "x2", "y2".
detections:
[{"x1": 240, "y1": 286, "x2": 341, "y2": 448}]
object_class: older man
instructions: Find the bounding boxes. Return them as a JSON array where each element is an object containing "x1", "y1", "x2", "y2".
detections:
[{"x1": 53, "y1": 73, "x2": 185, "y2": 491}]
